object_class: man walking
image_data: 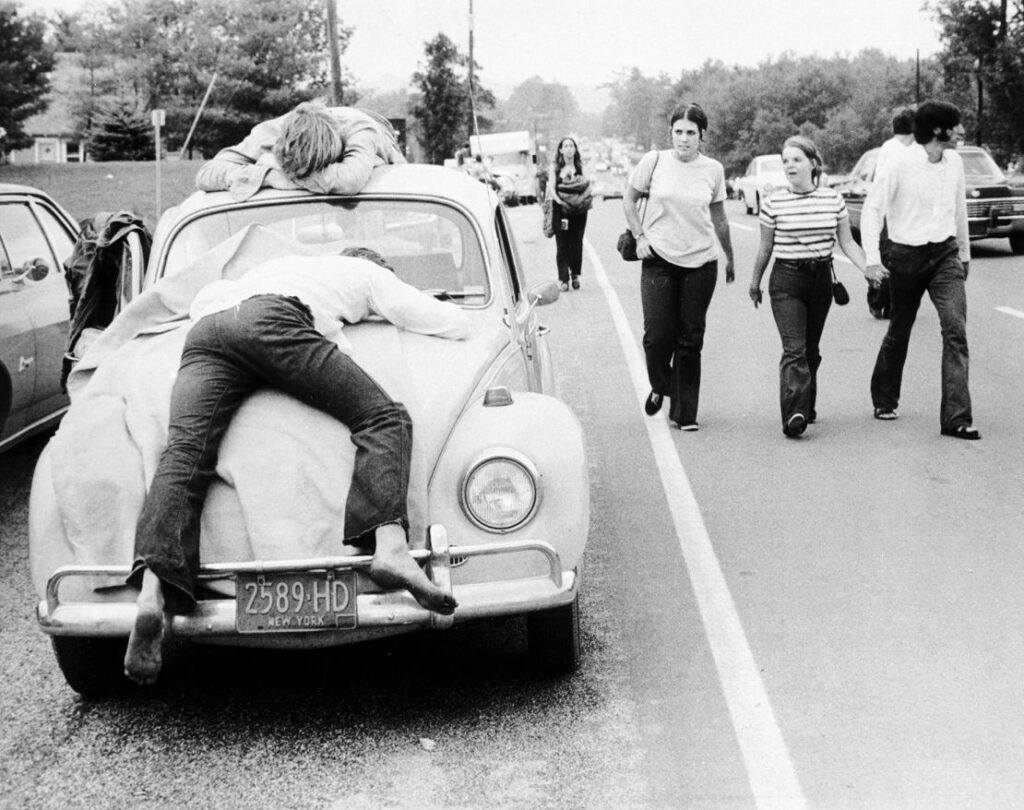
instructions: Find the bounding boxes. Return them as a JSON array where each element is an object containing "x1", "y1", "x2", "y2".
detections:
[
  {"x1": 867, "y1": 106, "x2": 916, "y2": 319},
  {"x1": 861, "y1": 100, "x2": 979, "y2": 440}
]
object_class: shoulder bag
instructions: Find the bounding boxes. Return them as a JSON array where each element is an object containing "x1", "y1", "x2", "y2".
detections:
[{"x1": 617, "y1": 151, "x2": 661, "y2": 261}]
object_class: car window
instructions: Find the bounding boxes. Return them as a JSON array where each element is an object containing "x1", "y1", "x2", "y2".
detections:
[
  {"x1": 495, "y1": 204, "x2": 523, "y2": 303},
  {"x1": 857, "y1": 154, "x2": 877, "y2": 182},
  {"x1": 162, "y1": 198, "x2": 490, "y2": 302},
  {"x1": 0, "y1": 202, "x2": 59, "y2": 292},
  {"x1": 960, "y1": 149, "x2": 1003, "y2": 180}
]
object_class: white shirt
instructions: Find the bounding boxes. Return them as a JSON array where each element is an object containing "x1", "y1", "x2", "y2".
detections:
[
  {"x1": 861, "y1": 143, "x2": 970, "y2": 267},
  {"x1": 875, "y1": 134, "x2": 913, "y2": 177},
  {"x1": 189, "y1": 255, "x2": 470, "y2": 351}
]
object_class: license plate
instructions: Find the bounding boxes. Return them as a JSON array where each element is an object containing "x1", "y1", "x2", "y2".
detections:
[{"x1": 236, "y1": 570, "x2": 357, "y2": 633}]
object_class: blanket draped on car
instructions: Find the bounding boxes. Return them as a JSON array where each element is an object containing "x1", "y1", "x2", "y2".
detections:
[{"x1": 46, "y1": 225, "x2": 499, "y2": 579}]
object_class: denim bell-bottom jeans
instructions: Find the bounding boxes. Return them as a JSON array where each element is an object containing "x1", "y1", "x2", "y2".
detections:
[
  {"x1": 127, "y1": 295, "x2": 412, "y2": 614},
  {"x1": 640, "y1": 253, "x2": 718, "y2": 426},
  {"x1": 870, "y1": 237, "x2": 972, "y2": 429},
  {"x1": 768, "y1": 258, "x2": 833, "y2": 427}
]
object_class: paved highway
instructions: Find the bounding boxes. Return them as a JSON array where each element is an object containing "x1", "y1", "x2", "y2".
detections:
[{"x1": 2, "y1": 197, "x2": 1023, "y2": 808}]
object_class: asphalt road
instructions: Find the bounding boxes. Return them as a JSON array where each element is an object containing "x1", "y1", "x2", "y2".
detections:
[{"x1": 2, "y1": 197, "x2": 1023, "y2": 808}]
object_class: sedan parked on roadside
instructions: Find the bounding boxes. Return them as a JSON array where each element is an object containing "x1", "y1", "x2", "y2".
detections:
[
  {"x1": 834, "y1": 145, "x2": 1024, "y2": 254},
  {"x1": 30, "y1": 164, "x2": 590, "y2": 696},
  {"x1": 0, "y1": 184, "x2": 77, "y2": 453}
]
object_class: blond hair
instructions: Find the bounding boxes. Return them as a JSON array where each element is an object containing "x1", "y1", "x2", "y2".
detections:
[{"x1": 273, "y1": 102, "x2": 344, "y2": 180}]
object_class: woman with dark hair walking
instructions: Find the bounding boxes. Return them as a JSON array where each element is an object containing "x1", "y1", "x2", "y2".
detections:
[
  {"x1": 748, "y1": 136, "x2": 877, "y2": 437},
  {"x1": 547, "y1": 137, "x2": 592, "y2": 291},
  {"x1": 623, "y1": 103, "x2": 735, "y2": 431}
]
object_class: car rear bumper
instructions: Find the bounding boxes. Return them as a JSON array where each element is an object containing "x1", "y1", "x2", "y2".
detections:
[{"x1": 36, "y1": 526, "x2": 579, "y2": 647}]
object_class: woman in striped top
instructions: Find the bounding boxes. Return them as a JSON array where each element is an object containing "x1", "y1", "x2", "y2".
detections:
[{"x1": 748, "y1": 136, "x2": 877, "y2": 437}]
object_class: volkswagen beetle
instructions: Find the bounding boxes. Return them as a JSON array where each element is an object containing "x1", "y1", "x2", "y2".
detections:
[{"x1": 29, "y1": 164, "x2": 589, "y2": 696}]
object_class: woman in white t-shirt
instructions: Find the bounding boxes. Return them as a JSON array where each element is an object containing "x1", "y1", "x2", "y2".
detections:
[
  {"x1": 748, "y1": 136, "x2": 876, "y2": 438},
  {"x1": 623, "y1": 103, "x2": 735, "y2": 431}
]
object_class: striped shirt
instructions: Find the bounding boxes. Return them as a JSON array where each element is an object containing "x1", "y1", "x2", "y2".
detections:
[{"x1": 759, "y1": 186, "x2": 848, "y2": 260}]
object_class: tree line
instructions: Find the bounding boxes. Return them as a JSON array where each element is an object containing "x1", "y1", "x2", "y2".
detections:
[{"x1": 1, "y1": 0, "x2": 1021, "y2": 172}]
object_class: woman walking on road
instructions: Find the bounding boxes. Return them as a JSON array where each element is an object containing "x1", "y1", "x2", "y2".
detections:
[
  {"x1": 547, "y1": 137, "x2": 592, "y2": 291},
  {"x1": 748, "y1": 136, "x2": 882, "y2": 438},
  {"x1": 623, "y1": 103, "x2": 735, "y2": 431}
]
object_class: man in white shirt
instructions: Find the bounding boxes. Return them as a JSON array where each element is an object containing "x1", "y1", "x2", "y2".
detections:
[
  {"x1": 124, "y1": 248, "x2": 468, "y2": 685},
  {"x1": 862, "y1": 100, "x2": 979, "y2": 440},
  {"x1": 867, "y1": 107, "x2": 916, "y2": 319}
]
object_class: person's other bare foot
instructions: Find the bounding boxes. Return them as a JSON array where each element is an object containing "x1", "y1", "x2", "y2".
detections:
[
  {"x1": 124, "y1": 568, "x2": 166, "y2": 686},
  {"x1": 368, "y1": 524, "x2": 457, "y2": 615}
]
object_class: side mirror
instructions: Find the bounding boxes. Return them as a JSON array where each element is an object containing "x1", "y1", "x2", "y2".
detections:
[
  {"x1": 21, "y1": 257, "x2": 50, "y2": 282},
  {"x1": 527, "y1": 279, "x2": 561, "y2": 307}
]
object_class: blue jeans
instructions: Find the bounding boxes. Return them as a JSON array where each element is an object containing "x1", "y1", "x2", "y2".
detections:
[
  {"x1": 554, "y1": 206, "x2": 587, "y2": 283},
  {"x1": 870, "y1": 238, "x2": 972, "y2": 428},
  {"x1": 127, "y1": 295, "x2": 412, "y2": 614},
  {"x1": 640, "y1": 254, "x2": 718, "y2": 425},
  {"x1": 768, "y1": 258, "x2": 833, "y2": 427}
]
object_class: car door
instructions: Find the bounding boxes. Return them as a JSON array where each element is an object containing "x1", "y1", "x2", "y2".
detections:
[
  {"x1": 0, "y1": 196, "x2": 77, "y2": 435},
  {"x1": 495, "y1": 205, "x2": 554, "y2": 394}
]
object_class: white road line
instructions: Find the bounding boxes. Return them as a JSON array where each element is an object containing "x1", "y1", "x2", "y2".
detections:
[
  {"x1": 997, "y1": 306, "x2": 1024, "y2": 320},
  {"x1": 584, "y1": 240, "x2": 807, "y2": 810}
]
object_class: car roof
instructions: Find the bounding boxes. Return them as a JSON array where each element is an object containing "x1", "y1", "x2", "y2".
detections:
[
  {"x1": 164, "y1": 163, "x2": 499, "y2": 223},
  {"x1": 0, "y1": 182, "x2": 58, "y2": 196}
]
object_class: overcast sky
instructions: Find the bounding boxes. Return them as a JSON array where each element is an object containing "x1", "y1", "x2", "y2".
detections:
[{"x1": 22, "y1": 0, "x2": 944, "y2": 111}]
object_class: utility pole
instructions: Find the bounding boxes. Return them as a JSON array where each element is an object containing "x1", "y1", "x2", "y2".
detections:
[
  {"x1": 467, "y1": 0, "x2": 475, "y2": 135},
  {"x1": 326, "y1": 0, "x2": 343, "y2": 105}
]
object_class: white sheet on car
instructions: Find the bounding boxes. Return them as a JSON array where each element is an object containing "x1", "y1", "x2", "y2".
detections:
[{"x1": 47, "y1": 224, "x2": 503, "y2": 576}]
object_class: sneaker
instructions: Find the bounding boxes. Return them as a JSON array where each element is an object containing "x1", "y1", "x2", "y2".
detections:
[
  {"x1": 571, "y1": 276, "x2": 580, "y2": 290},
  {"x1": 559, "y1": 282, "x2": 569, "y2": 292},
  {"x1": 873, "y1": 408, "x2": 898, "y2": 421},
  {"x1": 675, "y1": 422, "x2": 699, "y2": 432},
  {"x1": 784, "y1": 413, "x2": 807, "y2": 437}
]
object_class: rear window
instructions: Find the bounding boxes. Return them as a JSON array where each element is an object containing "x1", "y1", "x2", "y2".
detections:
[
  {"x1": 162, "y1": 198, "x2": 490, "y2": 302},
  {"x1": 959, "y1": 149, "x2": 1003, "y2": 181}
]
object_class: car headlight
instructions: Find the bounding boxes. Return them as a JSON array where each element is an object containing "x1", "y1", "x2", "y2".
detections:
[{"x1": 460, "y1": 450, "x2": 540, "y2": 532}]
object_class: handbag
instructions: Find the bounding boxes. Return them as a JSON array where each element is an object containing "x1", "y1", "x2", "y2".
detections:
[
  {"x1": 617, "y1": 151, "x2": 660, "y2": 261},
  {"x1": 542, "y1": 198, "x2": 555, "y2": 239},
  {"x1": 831, "y1": 267, "x2": 850, "y2": 306}
]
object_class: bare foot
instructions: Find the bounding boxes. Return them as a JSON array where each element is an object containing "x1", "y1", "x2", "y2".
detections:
[
  {"x1": 124, "y1": 568, "x2": 166, "y2": 686},
  {"x1": 369, "y1": 525, "x2": 457, "y2": 615}
]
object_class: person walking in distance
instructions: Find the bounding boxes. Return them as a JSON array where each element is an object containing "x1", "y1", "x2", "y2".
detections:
[
  {"x1": 547, "y1": 137, "x2": 592, "y2": 291},
  {"x1": 861, "y1": 100, "x2": 980, "y2": 440}
]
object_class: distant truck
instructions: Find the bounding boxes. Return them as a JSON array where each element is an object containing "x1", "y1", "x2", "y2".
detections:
[{"x1": 470, "y1": 131, "x2": 539, "y2": 205}]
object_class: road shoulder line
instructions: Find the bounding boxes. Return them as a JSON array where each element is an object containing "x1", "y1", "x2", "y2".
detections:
[{"x1": 584, "y1": 239, "x2": 807, "y2": 810}]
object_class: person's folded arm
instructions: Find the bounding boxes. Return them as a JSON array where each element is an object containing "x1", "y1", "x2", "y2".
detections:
[{"x1": 293, "y1": 130, "x2": 380, "y2": 194}]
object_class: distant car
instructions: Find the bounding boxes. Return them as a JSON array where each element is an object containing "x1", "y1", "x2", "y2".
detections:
[
  {"x1": 593, "y1": 160, "x2": 610, "y2": 173},
  {"x1": 735, "y1": 154, "x2": 787, "y2": 215},
  {"x1": 30, "y1": 164, "x2": 590, "y2": 696},
  {"x1": 835, "y1": 145, "x2": 1024, "y2": 254},
  {"x1": 0, "y1": 184, "x2": 78, "y2": 453}
]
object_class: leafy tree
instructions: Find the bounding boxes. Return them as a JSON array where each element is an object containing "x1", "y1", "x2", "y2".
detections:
[
  {"x1": 87, "y1": 96, "x2": 154, "y2": 160},
  {"x1": 411, "y1": 32, "x2": 494, "y2": 164},
  {"x1": 502, "y1": 77, "x2": 580, "y2": 144},
  {"x1": 0, "y1": 2, "x2": 54, "y2": 152},
  {"x1": 602, "y1": 68, "x2": 674, "y2": 149},
  {"x1": 53, "y1": 0, "x2": 356, "y2": 158}
]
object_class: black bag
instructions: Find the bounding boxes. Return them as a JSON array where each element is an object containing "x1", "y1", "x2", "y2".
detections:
[
  {"x1": 616, "y1": 230, "x2": 638, "y2": 261},
  {"x1": 831, "y1": 268, "x2": 849, "y2": 306},
  {"x1": 617, "y1": 151, "x2": 660, "y2": 261}
]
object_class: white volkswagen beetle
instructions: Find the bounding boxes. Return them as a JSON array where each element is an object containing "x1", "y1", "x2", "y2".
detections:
[{"x1": 29, "y1": 164, "x2": 589, "y2": 696}]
